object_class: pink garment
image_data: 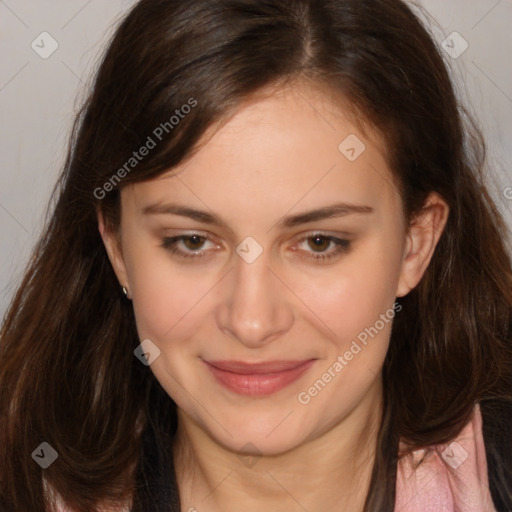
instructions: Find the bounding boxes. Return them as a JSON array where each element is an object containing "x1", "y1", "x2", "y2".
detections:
[
  {"x1": 50, "y1": 403, "x2": 496, "y2": 511},
  {"x1": 395, "y1": 402, "x2": 496, "y2": 511}
]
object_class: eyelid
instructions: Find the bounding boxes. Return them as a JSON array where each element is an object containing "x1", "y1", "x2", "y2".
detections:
[
  {"x1": 161, "y1": 231, "x2": 222, "y2": 254},
  {"x1": 293, "y1": 229, "x2": 353, "y2": 241},
  {"x1": 161, "y1": 230, "x2": 220, "y2": 245}
]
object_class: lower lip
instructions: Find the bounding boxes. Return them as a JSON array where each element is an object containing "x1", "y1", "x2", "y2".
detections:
[{"x1": 204, "y1": 360, "x2": 315, "y2": 397}]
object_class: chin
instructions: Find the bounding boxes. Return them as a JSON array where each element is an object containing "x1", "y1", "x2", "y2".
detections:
[{"x1": 208, "y1": 413, "x2": 309, "y2": 457}]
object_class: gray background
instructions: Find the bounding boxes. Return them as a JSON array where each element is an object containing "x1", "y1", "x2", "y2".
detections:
[{"x1": 1, "y1": 0, "x2": 511, "y2": 321}]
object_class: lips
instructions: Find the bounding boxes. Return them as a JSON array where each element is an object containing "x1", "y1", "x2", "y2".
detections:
[
  {"x1": 206, "y1": 359, "x2": 313, "y2": 374},
  {"x1": 203, "y1": 359, "x2": 315, "y2": 396}
]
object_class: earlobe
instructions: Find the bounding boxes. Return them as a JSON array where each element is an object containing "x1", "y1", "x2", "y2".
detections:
[
  {"x1": 97, "y1": 210, "x2": 130, "y2": 293},
  {"x1": 396, "y1": 193, "x2": 449, "y2": 297}
]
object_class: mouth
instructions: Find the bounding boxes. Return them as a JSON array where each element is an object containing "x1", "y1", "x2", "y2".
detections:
[{"x1": 203, "y1": 359, "x2": 316, "y2": 397}]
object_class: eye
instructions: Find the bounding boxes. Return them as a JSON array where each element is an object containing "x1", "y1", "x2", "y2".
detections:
[
  {"x1": 160, "y1": 233, "x2": 218, "y2": 259},
  {"x1": 293, "y1": 233, "x2": 351, "y2": 262}
]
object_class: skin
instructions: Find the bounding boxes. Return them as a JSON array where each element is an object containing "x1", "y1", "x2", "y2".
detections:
[{"x1": 99, "y1": 80, "x2": 449, "y2": 511}]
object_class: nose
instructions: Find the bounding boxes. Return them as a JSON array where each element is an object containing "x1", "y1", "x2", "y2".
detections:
[{"x1": 216, "y1": 249, "x2": 294, "y2": 349}]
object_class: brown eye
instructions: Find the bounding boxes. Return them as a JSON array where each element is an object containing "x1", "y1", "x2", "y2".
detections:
[
  {"x1": 295, "y1": 233, "x2": 351, "y2": 262},
  {"x1": 160, "y1": 233, "x2": 217, "y2": 260},
  {"x1": 182, "y1": 235, "x2": 207, "y2": 250},
  {"x1": 307, "y1": 235, "x2": 331, "y2": 252}
]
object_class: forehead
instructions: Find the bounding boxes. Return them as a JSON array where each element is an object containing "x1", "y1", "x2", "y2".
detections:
[{"x1": 125, "y1": 81, "x2": 402, "y2": 226}]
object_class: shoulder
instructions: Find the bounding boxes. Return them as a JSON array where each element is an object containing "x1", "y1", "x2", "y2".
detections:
[{"x1": 395, "y1": 403, "x2": 498, "y2": 512}]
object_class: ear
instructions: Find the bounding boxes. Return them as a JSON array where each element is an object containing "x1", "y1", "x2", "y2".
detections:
[
  {"x1": 97, "y1": 208, "x2": 130, "y2": 295},
  {"x1": 396, "y1": 192, "x2": 449, "y2": 297}
]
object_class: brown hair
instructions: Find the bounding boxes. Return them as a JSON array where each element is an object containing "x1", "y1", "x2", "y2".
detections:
[{"x1": 1, "y1": 0, "x2": 511, "y2": 510}]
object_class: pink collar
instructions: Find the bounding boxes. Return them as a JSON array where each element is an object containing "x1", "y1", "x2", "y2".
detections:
[{"x1": 395, "y1": 403, "x2": 496, "y2": 511}]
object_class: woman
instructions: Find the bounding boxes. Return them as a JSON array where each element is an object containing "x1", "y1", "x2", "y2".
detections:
[{"x1": 1, "y1": 0, "x2": 511, "y2": 510}]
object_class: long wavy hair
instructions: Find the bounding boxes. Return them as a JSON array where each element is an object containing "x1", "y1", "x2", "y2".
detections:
[{"x1": 1, "y1": 0, "x2": 511, "y2": 510}]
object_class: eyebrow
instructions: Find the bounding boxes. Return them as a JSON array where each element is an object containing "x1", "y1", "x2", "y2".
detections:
[{"x1": 142, "y1": 201, "x2": 374, "y2": 230}]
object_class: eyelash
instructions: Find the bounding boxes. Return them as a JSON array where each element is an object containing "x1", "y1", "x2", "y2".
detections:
[{"x1": 160, "y1": 233, "x2": 351, "y2": 262}]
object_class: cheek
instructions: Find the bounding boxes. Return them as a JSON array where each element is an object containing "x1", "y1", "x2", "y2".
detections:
[
  {"x1": 298, "y1": 235, "x2": 404, "y2": 347},
  {"x1": 123, "y1": 234, "x2": 202, "y2": 340}
]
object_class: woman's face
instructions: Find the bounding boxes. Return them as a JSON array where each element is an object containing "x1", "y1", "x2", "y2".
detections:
[{"x1": 102, "y1": 82, "x2": 436, "y2": 456}]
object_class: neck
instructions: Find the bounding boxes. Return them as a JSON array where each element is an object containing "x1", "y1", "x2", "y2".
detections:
[{"x1": 172, "y1": 380, "x2": 383, "y2": 512}]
